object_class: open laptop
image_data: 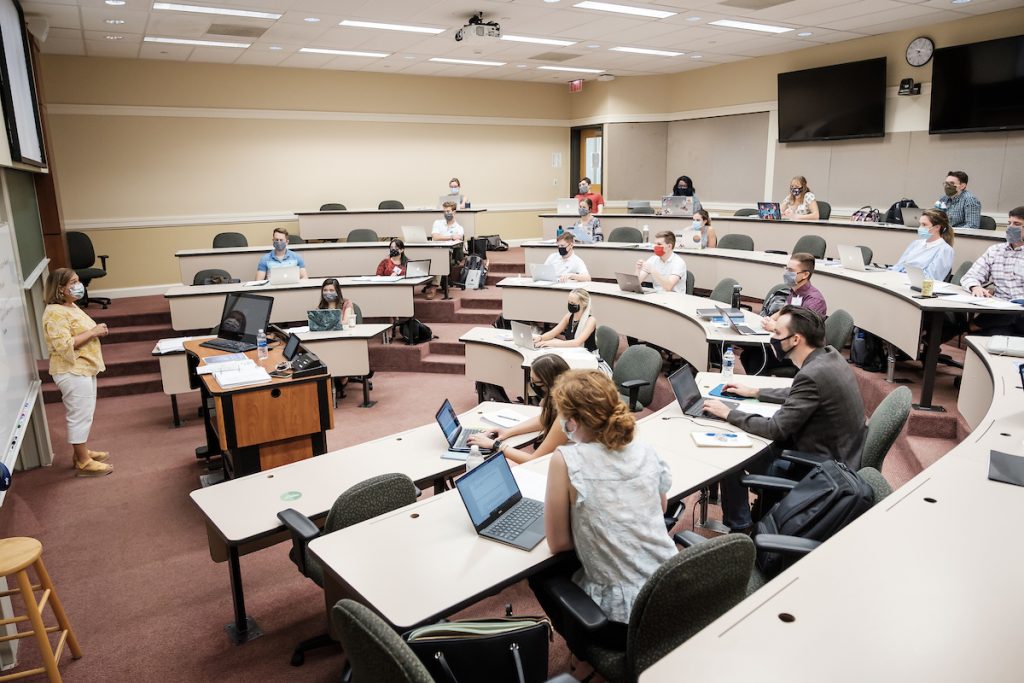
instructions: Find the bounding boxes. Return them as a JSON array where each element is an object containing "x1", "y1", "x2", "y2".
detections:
[
  {"x1": 435, "y1": 399, "x2": 485, "y2": 454},
  {"x1": 837, "y1": 244, "x2": 884, "y2": 272},
  {"x1": 556, "y1": 198, "x2": 578, "y2": 214},
  {"x1": 438, "y1": 195, "x2": 462, "y2": 209},
  {"x1": 401, "y1": 226, "x2": 428, "y2": 243},
  {"x1": 267, "y1": 265, "x2": 300, "y2": 285},
  {"x1": 900, "y1": 206, "x2": 924, "y2": 227},
  {"x1": 405, "y1": 260, "x2": 430, "y2": 278},
  {"x1": 529, "y1": 263, "x2": 558, "y2": 284},
  {"x1": 668, "y1": 366, "x2": 737, "y2": 420},
  {"x1": 715, "y1": 305, "x2": 762, "y2": 335},
  {"x1": 308, "y1": 309, "x2": 342, "y2": 332},
  {"x1": 510, "y1": 321, "x2": 536, "y2": 349},
  {"x1": 906, "y1": 265, "x2": 956, "y2": 295},
  {"x1": 200, "y1": 292, "x2": 273, "y2": 353},
  {"x1": 757, "y1": 202, "x2": 782, "y2": 220},
  {"x1": 615, "y1": 272, "x2": 648, "y2": 294},
  {"x1": 661, "y1": 195, "x2": 694, "y2": 216},
  {"x1": 455, "y1": 453, "x2": 545, "y2": 551}
]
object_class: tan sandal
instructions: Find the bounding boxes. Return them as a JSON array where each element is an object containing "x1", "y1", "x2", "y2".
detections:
[
  {"x1": 425, "y1": 287, "x2": 437, "y2": 300},
  {"x1": 87, "y1": 450, "x2": 110, "y2": 463},
  {"x1": 74, "y1": 459, "x2": 113, "y2": 477}
]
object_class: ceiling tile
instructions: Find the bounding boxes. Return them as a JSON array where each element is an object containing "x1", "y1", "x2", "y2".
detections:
[
  {"x1": 22, "y1": 2, "x2": 81, "y2": 30},
  {"x1": 84, "y1": 38, "x2": 140, "y2": 58}
]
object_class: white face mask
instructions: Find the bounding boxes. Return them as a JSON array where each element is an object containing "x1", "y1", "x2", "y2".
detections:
[
  {"x1": 559, "y1": 418, "x2": 577, "y2": 443},
  {"x1": 69, "y1": 283, "x2": 85, "y2": 300}
]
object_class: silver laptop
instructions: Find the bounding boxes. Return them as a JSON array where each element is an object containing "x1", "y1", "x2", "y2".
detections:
[
  {"x1": 267, "y1": 265, "x2": 300, "y2": 285},
  {"x1": 901, "y1": 206, "x2": 924, "y2": 227},
  {"x1": 405, "y1": 259, "x2": 430, "y2": 278},
  {"x1": 906, "y1": 265, "x2": 955, "y2": 295},
  {"x1": 530, "y1": 263, "x2": 558, "y2": 284},
  {"x1": 401, "y1": 226, "x2": 428, "y2": 243},
  {"x1": 308, "y1": 309, "x2": 342, "y2": 332},
  {"x1": 455, "y1": 453, "x2": 545, "y2": 551},
  {"x1": 615, "y1": 271, "x2": 647, "y2": 294},
  {"x1": 510, "y1": 321, "x2": 536, "y2": 349},
  {"x1": 716, "y1": 305, "x2": 762, "y2": 335},
  {"x1": 435, "y1": 398, "x2": 485, "y2": 454},
  {"x1": 661, "y1": 195, "x2": 694, "y2": 216},
  {"x1": 438, "y1": 195, "x2": 462, "y2": 209},
  {"x1": 556, "y1": 198, "x2": 578, "y2": 214},
  {"x1": 836, "y1": 244, "x2": 883, "y2": 272}
]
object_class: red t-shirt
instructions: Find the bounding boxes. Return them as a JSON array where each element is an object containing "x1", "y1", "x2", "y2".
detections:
[
  {"x1": 574, "y1": 191, "x2": 605, "y2": 212},
  {"x1": 375, "y1": 258, "x2": 406, "y2": 277}
]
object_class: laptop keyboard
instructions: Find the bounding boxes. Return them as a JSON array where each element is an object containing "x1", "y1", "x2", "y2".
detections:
[
  {"x1": 200, "y1": 338, "x2": 256, "y2": 353},
  {"x1": 487, "y1": 498, "x2": 543, "y2": 541},
  {"x1": 454, "y1": 428, "x2": 484, "y2": 449}
]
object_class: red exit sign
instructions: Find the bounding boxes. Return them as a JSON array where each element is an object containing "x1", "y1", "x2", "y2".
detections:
[{"x1": 569, "y1": 79, "x2": 583, "y2": 92}]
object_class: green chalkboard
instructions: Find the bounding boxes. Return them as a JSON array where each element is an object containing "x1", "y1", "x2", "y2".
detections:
[{"x1": 4, "y1": 168, "x2": 45, "y2": 279}]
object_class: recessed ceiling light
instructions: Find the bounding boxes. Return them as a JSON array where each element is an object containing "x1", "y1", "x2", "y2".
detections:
[
  {"x1": 544, "y1": 0, "x2": 561, "y2": 3},
  {"x1": 152, "y1": 3, "x2": 281, "y2": 20},
  {"x1": 339, "y1": 20, "x2": 444, "y2": 34},
  {"x1": 269, "y1": 45, "x2": 282, "y2": 50},
  {"x1": 501, "y1": 35, "x2": 576, "y2": 46},
  {"x1": 686, "y1": 16, "x2": 701, "y2": 22},
  {"x1": 709, "y1": 19, "x2": 792, "y2": 34},
  {"x1": 690, "y1": 54, "x2": 702, "y2": 59},
  {"x1": 105, "y1": 34, "x2": 124, "y2": 40},
  {"x1": 516, "y1": 64, "x2": 527, "y2": 68},
  {"x1": 537, "y1": 65, "x2": 605, "y2": 73},
  {"x1": 610, "y1": 46, "x2": 682, "y2": 57},
  {"x1": 587, "y1": 44, "x2": 600, "y2": 48},
  {"x1": 105, "y1": 19, "x2": 125, "y2": 25},
  {"x1": 304, "y1": 17, "x2": 320, "y2": 23},
  {"x1": 573, "y1": 2, "x2": 675, "y2": 19},
  {"x1": 429, "y1": 57, "x2": 506, "y2": 66},
  {"x1": 403, "y1": 55, "x2": 417, "y2": 60},
  {"x1": 300, "y1": 47, "x2": 389, "y2": 57},
  {"x1": 144, "y1": 36, "x2": 250, "y2": 48},
  {"x1": 797, "y1": 31, "x2": 812, "y2": 37},
  {"x1": 951, "y1": 0, "x2": 972, "y2": 4},
  {"x1": 105, "y1": 0, "x2": 125, "y2": 6}
]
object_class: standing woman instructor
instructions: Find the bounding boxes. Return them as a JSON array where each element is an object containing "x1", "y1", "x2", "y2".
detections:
[{"x1": 42, "y1": 268, "x2": 113, "y2": 476}]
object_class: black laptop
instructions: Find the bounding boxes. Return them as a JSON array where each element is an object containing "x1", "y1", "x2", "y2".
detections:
[
  {"x1": 455, "y1": 453, "x2": 545, "y2": 550},
  {"x1": 200, "y1": 292, "x2": 273, "y2": 353},
  {"x1": 668, "y1": 366, "x2": 737, "y2": 420}
]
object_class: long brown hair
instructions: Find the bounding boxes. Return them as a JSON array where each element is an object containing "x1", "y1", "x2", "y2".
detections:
[
  {"x1": 921, "y1": 208, "x2": 955, "y2": 246},
  {"x1": 318, "y1": 277, "x2": 345, "y2": 309},
  {"x1": 532, "y1": 354, "x2": 571, "y2": 435},
  {"x1": 552, "y1": 370, "x2": 635, "y2": 451},
  {"x1": 44, "y1": 268, "x2": 76, "y2": 305}
]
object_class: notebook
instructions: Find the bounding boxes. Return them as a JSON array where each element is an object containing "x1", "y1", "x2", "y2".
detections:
[{"x1": 454, "y1": 453, "x2": 546, "y2": 551}]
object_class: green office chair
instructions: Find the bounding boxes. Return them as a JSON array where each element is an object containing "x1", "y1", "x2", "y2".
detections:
[
  {"x1": 277, "y1": 473, "x2": 420, "y2": 667},
  {"x1": 717, "y1": 234, "x2": 754, "y2": 251},
  {"x1": 613, "y1": 345, "x2": 662, "y2": 411},
  {"x1": 709, "y1": 277, "x2": 739, "y2": 305},
  {"x1": 331, "y1": 600, "x2": 434, "y2": 683},
  {"x1": 212, "y1": 231, "x2": 248, "y2": 248},
  {"x1": 857, "y1": 245, "x2": 873, "y2": 265},
  {"x1": 979, "y1": 215, "x2": 997, "y2": 230},
  {"x1": 378, "y1": 200, "x2": 404, "y2": 210},
  {"x1": 816, "y1": 200, "x2": 832, "y2": 220},
  {"x1": 733, "y1": 208, "x2": 759, "y2": 217},
  {"x1": 685, "y1": 271, "x2": 695, "y2": 295},
  {"x1": 596, "y1": 325, "x2": 620, "y2": 369},
  {"x1": 608, "y1": 227, "x2": 644, "y2": 243},
  {"x1": 948, "y1": 260, "x2": 973, "y2": 286},
  {"x1": 792, "y1": 235, "x2": 826, "y2": 259},
  {"x1": 534, "y1": 535, "x2": 754, "y2": 683},
  {"x1": 288, "y1": 234, "x2": 305, "y2": 245},
  {"x1": 319, "y1": 203, "x2": 346, "y2": 211},
  {"x1": 824, "y1": 309, "x2": 854, "y2": 350},
  {"x1": 348, "y1": 229, "x2": 379, "y2": 243},
  {"x1": 626, "y1": 201, "x2": 655, "y2": 214}
]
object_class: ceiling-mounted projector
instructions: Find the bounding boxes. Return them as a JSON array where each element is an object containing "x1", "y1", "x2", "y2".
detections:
[{"x1": 455, "y1": 12, "x2": 501, "y2": 42}]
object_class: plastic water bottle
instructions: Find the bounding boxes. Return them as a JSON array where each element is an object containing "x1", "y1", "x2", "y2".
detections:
[
  {"x1": 343, "y1": 307, "x2": 356, "y2": 330},
  {"x1": 722, "y1": 345, "x2": 735, "y2": 383},
  {"x1": 256, "y1": 328, "x2": 269, "y2": 361},
  {"x1": 466, "y1": 445, "x2": 484, "y2": 471},
  {"x1": 556, "y1": 225, "x2": 564, "y2": 238},
  {"x1": 642, "y1": 224, "x2": 650, "y2": 243}
]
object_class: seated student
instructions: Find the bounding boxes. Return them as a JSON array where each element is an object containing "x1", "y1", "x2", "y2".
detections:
[
  {"x1": 536, "y1": 288, "x2": 598, "y2": 352},
  {"x1": 544, "y1": 232, "x2": 591, "y2": 283},
  {"x1": 530, "y1": 369, "x2": 676, "y2": 647},
  {"x1": 375, "y1": 237, "x2": 408, "y2": 277},
  {"x1": 960, "y1": 205, "x2": 1024, "y2": 335},
  {"x1": 447, "y1": 177, "x2": 469, "y2": 209},
  {"x1": 890, "y1": 209, "x2": 955, "y2": 281},
  {"x1": 575, "y1": 177, "x2": 605, "y2": 214},
  {"x1": 467, "y1": 354, "x2": 571, "y2": 464},
  {"x1": 680, "y1": 209, "x2": 717, "y2": 249},
  {"x1": 670, "y1": 174, "x2": 703, "y2": 214},
  {"x1": 431, "y1": 201, "x2": 465, "y2": 241},
  {"x1": 703, "y1": 306, "x2": 867, "y2": 532},
  {"x1": 318, "y1": 277, "x2": 355, "y2": 321},
  {"x1": 635, "y1": 231, "x2": 687, "y2": 293},
  {"x1": 935, "y1": 170, "x2": 981, "y2": 230},
  {"x1": 256, "y1": 227, "x2": 308, "y2": 280},
  {"x1": 780, "y1": 176, "x2": 819, "y2": 221},
  {"x1": 571, "y1": 198, "x2": 603, "y2": 243}
]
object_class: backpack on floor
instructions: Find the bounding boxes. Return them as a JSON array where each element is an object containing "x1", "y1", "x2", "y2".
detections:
[
  {"x1": 492, "y1": 314, "x2": 513, "y2": 330},
  {"x1": 884, "y1": 198, "x2": 918, "y2": 225},
  {"x1": 476, "y1": 381, "x2": 511, "y2": 404},
  {"x1": 849, "y1": 327, "x2": 886, "y2": 372},
  {"x1": 478, "y1": 234, "x2": 510, "y2": 252},
  {"x1": 397, "y1": 318, "x2": 436, "y2": 345},
  {"x1": 755, "y1": 460, "x2": 874, "y2": 578},
  {"x1": 457, "y1": 254, "x2": 488, "y2": 290}
]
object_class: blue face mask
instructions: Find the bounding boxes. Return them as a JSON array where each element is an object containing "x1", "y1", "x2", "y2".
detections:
[
  {"x1": 69, "y1": 283, "x2": 85, "y2": 300},
  {"x1": 449, "y1": 186, "x2": 460, "y2": 195},
  {"x1": 917, "y1": 226, "x2": 931, "y2": 238},
  {"x1": 273, "y1": 239, "x2": 286, "y2": 251}
]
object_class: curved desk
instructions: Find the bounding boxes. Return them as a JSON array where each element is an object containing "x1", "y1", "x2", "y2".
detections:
[
  {"x1": 296, "y1": 208, "x2": 485, "y2": 241},
  {"x1": 641, "y1": 336, "x2": 1024, "y2": 683},
  {"x1": 176, "y1": 241, "x2": 462, "y2": 285}
]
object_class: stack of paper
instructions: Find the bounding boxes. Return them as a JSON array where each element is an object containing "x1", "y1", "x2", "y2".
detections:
[
  {"x1": 154, "y1": 336, "x2": 192, "y2": 354},
  {"x1": 241, "y1": 280, "x2": 269, "y2": 287},
  {"x1": 482, "y1": 410, "x2": 526, "y2": 429},
  {"x1": 214, "y1": 365, "x2": 272, "y2": 388},
  {"x1": 354, "y1": 275, "x2": 402, "y2": 282}
]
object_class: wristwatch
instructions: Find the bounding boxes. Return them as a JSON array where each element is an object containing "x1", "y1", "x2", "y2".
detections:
[{"x1": 492, "y1": 439, "x2": 504, "y2": 454}]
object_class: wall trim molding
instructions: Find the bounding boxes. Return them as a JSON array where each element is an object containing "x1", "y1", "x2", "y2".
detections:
[
  {"x1": 569, "y1": 100, "x2": 777, "y2": 127},
  {"x1": 90, "y1": 282, "x2": 178, "y2": 299}
]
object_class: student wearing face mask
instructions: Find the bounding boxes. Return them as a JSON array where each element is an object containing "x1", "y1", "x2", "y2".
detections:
[
  {"x1": 780, "y1": 175, "x2": 819, "y2": 221},
  {"x1": 574, "y1": 177, "x2": 605, "y2": 214},
  {"x1": 680, "y1": 209, "x2": 717, "y2": 250},
  {"x1": 375, "y1": 238, "x2": 408, "y2": 277},
  {"x1": 318, "y1": 277, "x2": 355, "y2": 318},
  {"x1": 571, "y1": 198, "x2": 603, "y2": 244},
  {"x1": 431, "y1": 201, "x2": 465, "y2": 242},
  {"x1": 42, "y1": 268, "x2": 113, "y2": 477},
  {"x1": 934, "y1": 170, "x2": 981, "y2": 230},
  {"x1": 890, "y1": 209, "x2": 955, "y2": 281},
  {"x1": 959, "y1": 206, "x2": 1024, "y2": 335},
  {"x1": 703, "y1": 306, "x2": 867, "y2": 533},
  {"x1": 670, "y1": 175, "x2": 703, "y2": 214},
  {"x1": 536, "y1": 288, "x2": 598, "y2": 352},
  {"x1": 543, "y1": 232, "x2": 591, "y2": 283},
  {"x1": 447, "y1": 177, "x2": 468, "y2": 209},
  {"x1": 256, "y1": 227, "x2": 307, "y2": 280},
  {"x1": 635, "y1": 231, "x2": 687, "y2": 293},
  {"x1": 467, "y1": 354, "x2": 571, "y2": 464}
]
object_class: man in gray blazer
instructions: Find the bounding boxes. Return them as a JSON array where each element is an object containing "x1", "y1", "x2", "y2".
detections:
[{"x1": 703, "y1": 306, "x2": 867, "y2": 532}]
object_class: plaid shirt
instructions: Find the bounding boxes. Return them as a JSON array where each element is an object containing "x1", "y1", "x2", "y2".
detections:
[
  {"x1": 960, "y1": 242, "x2": 1024, "y2": 300},
  {"x1": 934, "y1": 189, "x2": 981, "y2": 230}
]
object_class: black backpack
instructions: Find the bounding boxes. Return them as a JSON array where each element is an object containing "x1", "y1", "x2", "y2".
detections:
[
  {"x1": 492, "y1": 314, "x2": 513, "y2": 330},
  {"x1": 755, "y1": 460, "x2": 874, "y2": 577},
  {"x1": 849, "y1": 327, "x2": 886, "y2": 372},
  {"x1": 456, "y1": 254, "x2": 488, "y2": 290},
  {"x1": 884, "y1": 198, "x2": 918, "y2": 225},
  {"x1": 397, "y1": 318, "x2": 436, "y2": 345}
]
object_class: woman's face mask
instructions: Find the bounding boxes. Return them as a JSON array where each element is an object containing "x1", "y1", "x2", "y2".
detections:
[
  {"x1": 322, "y1": 290, "x2": 338, "y2": 302},
  {"x1": 389, "y1": 247, "x2": 401, "y2": 258},
  {"x1": 790, "y1": 186, "x2": 801, "y2": 197},
  {"x1": 568, "y1": 302, "x2": 580, "y2": 314},
  {"x1": 68, "y1": 282, "x2": 85, "y2": 300},
  {"x1": 578, "y1": 205, "x2": 589, "y2": 217},
  {"x1": 559, "y1": 417, "x2": 577, "y2": 443},
  {"x1": 449, "y1": 186, "x2": 460, "y2": 195}
]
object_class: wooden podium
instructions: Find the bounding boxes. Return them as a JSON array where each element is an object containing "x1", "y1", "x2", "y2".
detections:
[{"x1": 185, "y1": 340, "x2": 333, "y2": 479}]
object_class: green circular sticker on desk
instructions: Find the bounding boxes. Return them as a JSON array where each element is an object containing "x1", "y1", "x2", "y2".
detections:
[{"x1": 280, "y1": 491, "x2": 302, "y2": 502}]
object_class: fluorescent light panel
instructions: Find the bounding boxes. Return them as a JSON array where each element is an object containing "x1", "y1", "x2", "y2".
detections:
[
  {"x1": 144, "y1": 35, "x2": 249, "y2": 47},
  {"x1": 152, "y1": 3, "x2": 281, "y2": 20},
  {"x1": 339, "y1": 20, "x2": 444, "y2": 34},
  {"x1": 300, "y1": 47, "x2": 390, "y2": 57},
  {"x1": 610, "y1": 46, "x2": 682, "y2": 57},
  {"x1": 429, "y1": 57, "x2": 506, "y2": 66},
  {"x1": 573, "y1": 2, "x2": 675, "y2": 19},
  {"x1": 538, "y1": 65, "x2": 604, "y2": 73},
  {"x1": 501, "y1": 34, "x2": 576, "y2": 46},
  {"x1": 709, "y1": 19, "x2": 793, "y2": 34}
]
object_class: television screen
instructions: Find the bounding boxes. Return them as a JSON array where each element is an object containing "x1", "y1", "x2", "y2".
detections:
[
  {"x1": 929, "y1": 35, "x2": 1024, "y2": 134},
  {"x1": 777, "y1": 58, "x2": 886, "y2": 143}
]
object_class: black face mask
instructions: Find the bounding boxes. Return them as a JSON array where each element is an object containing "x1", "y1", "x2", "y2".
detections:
[
  {"x1": 389, "y1": 248, "x2": 401, "y2": 258},
  {"x1": 771, "y1": 334, "x2": 795, "y2": 359},
  {"x1": 674, "y1": 186, "x2": 693, "y2": 197},
  {"x1": 558, "y1": 246, "x2": 569, "y2": 257},
  {"x1": 530, "y1": 381, "x2": 546, "y2": 398},
  {"x1": 568, "y1": 302, "x2": 580, "y2": 314}
]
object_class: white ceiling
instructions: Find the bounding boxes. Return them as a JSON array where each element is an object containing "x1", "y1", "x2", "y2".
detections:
[{"x1": 20, "y1": 0, "x2": 1024, "y2": 82}]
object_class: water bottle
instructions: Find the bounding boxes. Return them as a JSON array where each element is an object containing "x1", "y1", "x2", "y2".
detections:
[
  {"x1": 256, "y1": 328, "x2": 269, "y2": 361},
  {"x1": 556, "y1": 224, "x2": 564, "y2": 238},
  {"x1": 722, "y1": 345, "x2": 735, "y2": 383},
  {"x1": 343, "y1": 307, "x2": 356, "y2": 329},
  {"x1": 642, "y1": 224, "x2": 650, "y2": 243},
  {"x1": 466, "y1": 445, "x2": 484, "y2": 471}
]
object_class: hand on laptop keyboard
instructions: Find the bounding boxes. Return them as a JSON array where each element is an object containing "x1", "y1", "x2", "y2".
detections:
[{"x1": 701, "y1": 399, "x2": 733, "y2": 420}]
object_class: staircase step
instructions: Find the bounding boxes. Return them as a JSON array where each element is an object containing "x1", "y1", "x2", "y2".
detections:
[
  {"x1": 37, "y1": 340, "x2": 161, "y2": 380},
  {"x1": 104, "y1": 323, "x2": 175, "y2": 345},
  {"x1": 42, "y1": 372, "x2": 164, "y2": 403},
  {"x1": 453, "y1": 308, "x2": 500, "y2": 324},
  {"x1": 429, "y1": 339, "x2": 466, "y2": 356},
  {"x1": 419, "y1": 354, "x2": 465, "y2": 375},
  {"x1": 458, "y1": 297, "x2": 503, "y2": 311}
]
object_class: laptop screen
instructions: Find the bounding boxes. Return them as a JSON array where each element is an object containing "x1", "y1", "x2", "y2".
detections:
[
  {"x1": 434, "y1": 399, "x2": 462, "y2": 447},
  {"x1": 668, "y1": 366, "x2": 702, "y2": 412},
  {"x1": 216, "y1": 293, "x2": 273, "y2": 343},
  {"x1": 456, "y1": 454, "x2": 520, "y2": 529}
]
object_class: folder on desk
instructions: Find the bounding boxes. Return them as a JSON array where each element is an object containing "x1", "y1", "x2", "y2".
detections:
[{"x1": 988, "y1": 450, "x2": 1024, "y2": 487}]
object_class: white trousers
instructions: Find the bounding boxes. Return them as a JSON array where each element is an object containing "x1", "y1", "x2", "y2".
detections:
[{"x1": 53, "y1": 373, "x2": 97, "y2": 445}]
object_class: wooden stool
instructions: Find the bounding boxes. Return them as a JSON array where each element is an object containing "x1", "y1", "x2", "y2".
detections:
[{"x1": 0, "y1": 538, "x2": 81, "y2": 682}]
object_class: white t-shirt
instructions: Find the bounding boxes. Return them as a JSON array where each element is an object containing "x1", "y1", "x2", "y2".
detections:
[
  {"x1": 642, "y1": 253, "x2": 687, "y2": 293},
  {"x1": 431, "y1": 219, "x2": 464, "y2": 241},
  {"x1": 544, "y1": 252, "x2": 589, "y2": 279}
]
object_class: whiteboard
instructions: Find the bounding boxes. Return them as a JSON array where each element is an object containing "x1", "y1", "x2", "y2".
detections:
[{"x1": 0, "y1": 221, "x2": 36, "y2": 462}]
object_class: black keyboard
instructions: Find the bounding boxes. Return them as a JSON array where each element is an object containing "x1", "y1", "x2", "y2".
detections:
[
  {"x1": 486, "y1": 499, "x2": 544, "y2": 542},
  {"x1": 200, "y1": 338, "x2": 256, "y2": 353}
]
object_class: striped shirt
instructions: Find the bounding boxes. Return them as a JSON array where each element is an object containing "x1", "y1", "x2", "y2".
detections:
[
  {"x1": 934, "y1": 189, "x2": 981, "y2": 230},
  {"x1": 960, "y1": 243, "x2": 1024, "y2": 300}
]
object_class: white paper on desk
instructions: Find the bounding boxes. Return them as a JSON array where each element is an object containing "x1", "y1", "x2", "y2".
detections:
[
  {"x1": 513, "y1": 468, "x2": 547, "y2": 502},
  {"x1": 482, "y1": 410, "x2": 526, "y2": 429},
  {"x1": 354, "y1": 275, "x2": 402, "y2": 282},
  {"x1": 155, "y1": 336, "x2": 192, "y2": 354},
  {"x1": 214, "y1": 366, "x2": 272, "y2": 388},
  {"x1": 691, "y1": 431, "x2": 753, "y2": 448},
  {"x1": 548, "y1": 348, "x2": 599, "y2": 369},
  {"x1": 731, "y1": 402, "x2": 781, "y2": 418},
  {"x1": 941, "y1": 293, "x2": 1023, "y2": 310},
  {"x1": 197, "y1": 359, "x2": 255, "y2": 375},
  {"x1": 241, "y1": 280, "x2": 269, "y2": 287},
  {"x1": 284, "y1": 325, "x2": 310, "y2": 334}
]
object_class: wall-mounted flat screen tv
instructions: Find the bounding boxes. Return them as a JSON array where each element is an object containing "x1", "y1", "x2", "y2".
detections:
[
  {"x1": 778, "y1": 57, "x2": 887, "y2": 143},
  {"x1": 929, "y1": 35, "x2": 1024, "y2": 134}
]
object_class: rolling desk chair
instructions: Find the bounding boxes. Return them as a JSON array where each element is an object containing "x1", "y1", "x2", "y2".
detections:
[
  {"x1": 67, "y1": 231, "x2": 110, "y2": 309},
  {"x1": 288, "y1": 234, "x2": 305, "y2": 245},
  {"x1": 607, "y1": 227, "x2": 644, "y2": 243},
  {"x1": 191, "y1": 269, "x2": 237, "y2": 286},
  {"x1": 347, "y1": 229, "x2": 379, "y2": 243},
  {"x1": 613, "y1": 345, "x2": 661, "y2": 412},
  {"x1": 979, "y1": 215, "x2": 997, "y2": 230},
  {"x1": 378, "y1": 200, "x2": 404, "y2": 210},
  {"x1": 733, "y1": 208, "x2": 758, "y2": 217},
  {"x1": 212, "y1": 232, "x2": 248, "y2": 248},
  {"x1": 596, "y1": 325, "x2": 620, "y2": 370},
  {"x1": 816, "y1": 200, "x2": 832, "y2": 220},
  {"x1": 319, "y1": 203, "x2": 346, "y2": 211},
  {"x1": 626, "y1": 201, "x2": 655, "y2": 214},
  {"x1": 331, "y1": 600, "x2": 433, "y2": 683},
  {"x1": 716, "y1": 234, "x2": 754, "y2": 251}
]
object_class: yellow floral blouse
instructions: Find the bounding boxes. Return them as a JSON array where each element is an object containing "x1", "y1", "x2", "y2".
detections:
[{"x1": 43, "y1": 304, "x2": 105, "y2": 377}]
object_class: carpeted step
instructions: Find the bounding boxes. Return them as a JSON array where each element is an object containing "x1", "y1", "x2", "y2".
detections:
[
  {"x1": 458, "y1": 296, "x2": 503, "y2": 311},
  {"x1": 453, "y1": 308, "x2": 500, "y2": 325},
  {"x1": 103, "y1": 323, "x2": 176, "y2": 345},
  {"x1": 429, "y1": 339, "x2": 466, "y2": 356},
  {"x1": 419, "y1": 354, "x2": 465, "y2": 375},
  {"x1": 37, "y1": 340, "x2": 161, "y2": 381},
  {"x1": 42, "y1": 372, "x2": 164, "y2": 403}
]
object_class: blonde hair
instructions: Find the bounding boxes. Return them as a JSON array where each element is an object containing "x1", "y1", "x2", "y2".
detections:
[
  {"x1": 44, "y1": 268, "x2": 75, "y2": 305},
  {"x1": 569, "y1": 288, "x2": 590, "y2": 310},
  {"x1": 552, "y1": 370, "x2": 635, "y2": 451}
]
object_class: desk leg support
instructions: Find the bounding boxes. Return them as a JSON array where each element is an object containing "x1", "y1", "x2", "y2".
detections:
[
  {"x1": 359, "y1": 376, "x2": 376, "y2": 408},
  {"x1": 914, "y1": 312, "x2": 947, "y2": 412},
  {"x1": 441, "y1": 275, "x2": 451, "y2": 300},
  {"x1": 171, "y1": 395, "x2": 181, "y2": 428},
  {"x1": 695, "y1": 488, "x2": 730, "y2": 535},
  {"x1": 224, "y1": 546, "x2": 262, "y2": 644}
]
